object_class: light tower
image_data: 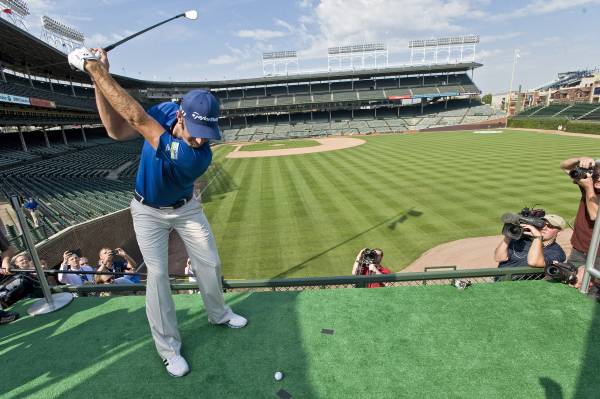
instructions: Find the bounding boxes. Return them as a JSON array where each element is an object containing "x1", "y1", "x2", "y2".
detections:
[
  {"x1": 0, "y1": 0, "x2": 29, "y2": 31},
  {"x1": 327, "y1": 43, "x2": 388, "y2": 72},
  {"x1": 41, "y1": 15, "x2": 85, "y2": 53},
  {"x1": 262, "y1": 51, "x2": 299, "y2": 76},
  {"x1": 408, "y1": 35, "x2": 479, "y2": 65}
]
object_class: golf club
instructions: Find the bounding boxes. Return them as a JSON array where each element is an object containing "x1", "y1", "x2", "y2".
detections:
[{"x1": 103, "y1": 9, "x2": 198, "y2": 52}]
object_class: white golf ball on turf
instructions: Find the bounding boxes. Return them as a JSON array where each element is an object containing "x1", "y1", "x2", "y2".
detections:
[{"x1": 274, "y1": 371, "x2": 283, "y2": 381}]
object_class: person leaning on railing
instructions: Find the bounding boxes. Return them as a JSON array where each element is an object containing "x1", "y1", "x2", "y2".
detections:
[
  {"x1": 352, "y1": 248, "x2": 392, "y2": 288},
  {"x1": 560, "y1": 156, "x2": 600, "y2": 290},
  {"x1": 0, "y1": 230, "x2": 19, "y2": 324},
  {"x1": 95, "y1": 247, "x2": 139, "y2": 284},
  {"x1": 494, "y1": 214, "x2": 567, "y2": 275},
  {"x1": 58, "y1": 251, "x2": 95, "y2": 286}
]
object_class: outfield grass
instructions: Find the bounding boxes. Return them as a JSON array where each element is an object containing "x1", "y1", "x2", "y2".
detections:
[
  {"x1": 238, "y1": 139, "x2": 320, "y2": 152},
  {"x1": 202, "y1": 130, "x2": 596, "y2": 279},
  {"x1": 2, "y1": 281, "x2": 598, "y2": 398}
]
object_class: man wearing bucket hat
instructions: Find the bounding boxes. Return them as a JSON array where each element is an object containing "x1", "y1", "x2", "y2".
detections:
[
  {"x1": 68, "y1": 48, "x2": 247, "y2": 378},
  {"x1": 495, "y1": 213, "x2": 567, "y2": 270}
]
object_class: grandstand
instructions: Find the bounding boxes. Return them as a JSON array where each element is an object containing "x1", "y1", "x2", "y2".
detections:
[{"x1": 514, "y1": 102, "x2": 600, "y2": 121}]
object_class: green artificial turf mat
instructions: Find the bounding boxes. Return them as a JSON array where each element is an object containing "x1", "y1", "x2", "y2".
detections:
[{"x1": 1, "y1": 281, "x2": 599, "y2": 398}]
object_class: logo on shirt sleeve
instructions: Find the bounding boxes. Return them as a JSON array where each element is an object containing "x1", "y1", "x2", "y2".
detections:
[{"x1": 170, "y1": 142, "x2": 180, "y2": 160}]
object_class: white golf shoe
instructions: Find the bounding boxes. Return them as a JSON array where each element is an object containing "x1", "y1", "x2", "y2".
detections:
[
  {"x1": 210, "y1": 312, "x2": 248, "y2": 329},
  {"x1": 225, "y1": 313, "x2": 248, "y2": 328},
  {"x1": 163, "y1": 355, "x2": 190, "y2": 377}
]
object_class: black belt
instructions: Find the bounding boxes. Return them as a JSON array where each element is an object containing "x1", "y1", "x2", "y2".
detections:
[{"x1": 134, "y1": 192, "x2": 193, "y2": 210}]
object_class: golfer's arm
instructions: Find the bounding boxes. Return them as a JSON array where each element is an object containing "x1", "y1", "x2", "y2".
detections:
[
  {"x1": 85, "y1": 61, "x2": 163, "y2": 149},
  {"x1": 94, "y1": 86, "x2": 139, "y2": 141}
]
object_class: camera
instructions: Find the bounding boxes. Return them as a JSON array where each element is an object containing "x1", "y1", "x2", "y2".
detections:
[
  {"x1": 501, "y1": 207, "x2": 546, "y2": 240},
  {"x1": 544, "y1": 261, "x2": 578, "y2": 284},
  {"x1": 361, "y1": 248, "x2": 379, "y2": 265},
  {"x1": 569, "y1": 166, "x2": 599, "y2": 182}
]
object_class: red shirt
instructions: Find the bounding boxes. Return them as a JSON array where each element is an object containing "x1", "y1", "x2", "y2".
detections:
[
  {"x1": 571, "y1": 187, "x2": 599, "y2": 254},
  {"x1": 361, "y1": 265, "x2": 392, "y2": 288}
]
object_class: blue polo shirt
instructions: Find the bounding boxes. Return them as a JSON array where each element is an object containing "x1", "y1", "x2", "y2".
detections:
[
  {"x1": 135, "y1": 102, "x2": 212, "y2": 207},
  {"x1": 498, "y1": 238, "x2": 566, "y2": 268}
]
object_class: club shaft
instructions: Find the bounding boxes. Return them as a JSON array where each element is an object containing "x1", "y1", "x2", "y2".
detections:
[{"x1": 104, "y1": 13, "x2": 185, "y2": 52}]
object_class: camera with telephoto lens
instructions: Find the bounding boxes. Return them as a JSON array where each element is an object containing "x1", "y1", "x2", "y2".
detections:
[
  {"x1": 501, "y1": 207, "x2": 547, "y2": 240},
  {"x1": 361, "y1": 248, "x2": 379, "y2": 265},
  {"x1": 544, "y1": 261, "x2": 578, "y2": 284}
]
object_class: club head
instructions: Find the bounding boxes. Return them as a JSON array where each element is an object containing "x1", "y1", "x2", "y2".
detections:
[{"x1": 184, "y1": 10, "x2": 198, "y2": 20}]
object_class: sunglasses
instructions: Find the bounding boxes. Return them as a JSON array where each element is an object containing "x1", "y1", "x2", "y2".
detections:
[{"x1": 543, "y1": 222, "x2": 559, "y2": 229}]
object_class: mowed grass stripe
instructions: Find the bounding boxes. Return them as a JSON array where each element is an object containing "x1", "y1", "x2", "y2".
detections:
[{"x1": 206, "y1": 131, "x2": 600, "y2": 278}]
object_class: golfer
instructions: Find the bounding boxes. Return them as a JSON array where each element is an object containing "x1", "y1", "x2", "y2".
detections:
[{"x1": 68, "y1": 48, "x2": 247, "y2": 377}]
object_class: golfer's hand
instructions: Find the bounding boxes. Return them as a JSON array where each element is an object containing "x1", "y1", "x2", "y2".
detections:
[
  {"x1": 90, "y1": 48, "x2": 109, "y2": 70},
  {"x1": 68, "y1": 47, "x2": 99, "y2": 72}
]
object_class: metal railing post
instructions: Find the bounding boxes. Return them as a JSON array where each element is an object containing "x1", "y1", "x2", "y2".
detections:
[
  {"x1": 580, "y1": 214, "x2": 600, "y2": 294},
  {"x1": 9, "y1": 195, "x2": 73, "y2": 315}
]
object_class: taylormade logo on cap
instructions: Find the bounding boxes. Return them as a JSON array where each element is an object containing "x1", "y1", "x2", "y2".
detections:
[{"x1": 189, "y1": 112, "x2": 219, "y2": 123}]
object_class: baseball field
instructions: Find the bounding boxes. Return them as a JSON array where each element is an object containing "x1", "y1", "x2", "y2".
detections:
[{"x1": 201, "y1": 129, "x2": 595, "y2": 280}]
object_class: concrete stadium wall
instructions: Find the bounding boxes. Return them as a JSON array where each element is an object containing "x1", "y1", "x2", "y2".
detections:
[
  {"x1": 34, "y1": 207, "x2": 190, "y2": 277},
  {"x1": 35, "y1": 209, "x2": 141, "y2": 268},
  {"x1": 419, "y1": 117, "x2": 507, "y2": 132}
]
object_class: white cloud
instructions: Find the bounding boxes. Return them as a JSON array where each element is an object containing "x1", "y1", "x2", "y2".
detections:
[
  {"x1": 314, "y1": 0, "x2": 475, "y2": 45},
  {"x1": 510, "y1": 0, "x2": 600, "y2": 17},
  {"x1": 237, "y1": 29, "x2": 288, "y2": 40},
  {"x1": 208, "y1": 54, "x2": 239, "y2": 65}
]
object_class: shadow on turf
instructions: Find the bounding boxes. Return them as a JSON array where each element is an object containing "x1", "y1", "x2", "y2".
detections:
[
  {"x1": 199, "y1": 162, "x2": 239, "y2": 204},
  {"x1": 0, "y1": 292, "x2": 317, "y2": 398},
  {"x1": 273, "y1": 209, "x2": 422, "y2": 278}
]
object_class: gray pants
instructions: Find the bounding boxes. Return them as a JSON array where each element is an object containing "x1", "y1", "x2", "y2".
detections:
[
  {"x1": 568, "y1": 248, "x2": 600, "y2": 270},
  {"x1": 130, "y1": 198, "x2": 233, "y2": 360}
]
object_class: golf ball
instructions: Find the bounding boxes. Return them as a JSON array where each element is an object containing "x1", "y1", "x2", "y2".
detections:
[{"x1": 274, "y1": 371, "x2": 283, "y2": 381}]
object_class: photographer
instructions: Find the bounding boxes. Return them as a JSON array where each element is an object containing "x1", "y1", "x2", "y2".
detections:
[
  {"x1": 560, "y1": 157, "x2": 600, "y2": 288},
  {"x1": 0, "y1": 230, "x2": 18, "y2": 324},
  {"x1": 58, "y1": 251, "x2": 95, "y2": 286},
  {"x1": 352, "y1": 248, "x2": 392, "y2": 288},
  {"x1": 95, "y1": 247, "x2": 139, "y2": 284},
  {"x1": 495, "y1": 214, "x2": 566, "y2": 272}
]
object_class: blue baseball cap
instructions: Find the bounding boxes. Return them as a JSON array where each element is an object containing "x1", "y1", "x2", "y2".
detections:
[{"x1": 180, "y1": 89, "x2": 221, "y2": 140}]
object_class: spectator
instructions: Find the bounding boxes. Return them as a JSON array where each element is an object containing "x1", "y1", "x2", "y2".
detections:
[
  {"x1": 58, "y1": 251, "x2": 95, "y2": 285},
  {"x1": 0, "y1": 230, "x2": 19, "y2": 324},
  {"x1": 23, "y1": 197, "x2": 40, "y2": 228},
  {"x1": 184, "y1": 258, "x2": 197, "y2": 283},
  {"x1": 495, "y1": 214, "x2": 566, "y2": 278},
  {"x1": 560, "y1": 157, "x2": 600, "y2": 289},
  {"x1": 352, "y1": 248, "x2": 392, "y2": 288},
  {"x1": 184, "y1": 258, "x2": 197, "y2": 294},
  {"x1": 95, "y1": 247, "x2": 139, "y2": 284}
]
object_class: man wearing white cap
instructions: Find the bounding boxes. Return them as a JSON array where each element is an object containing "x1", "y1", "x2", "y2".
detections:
[
  {"x1": 68, "y1": 48, "x2": 247, "y2": 378},
  {"x1": 495, "y1": 214, "x2": 567, "y2": 270}
]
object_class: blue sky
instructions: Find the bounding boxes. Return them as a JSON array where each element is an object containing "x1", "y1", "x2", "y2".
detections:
[{"x1": 10, "y1": 0, "x2": 600, "y2": 93}]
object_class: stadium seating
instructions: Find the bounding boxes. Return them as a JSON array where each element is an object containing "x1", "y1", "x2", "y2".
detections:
[
  {"x1": 0, "y1": 81, "x2": 96, "y2": 111},
  {"x1": 515, "y1": 103, "x2": 600, "y2": 120},
  {"x1": 0, "y1": 139, "x2": 143, "y2": 246}
]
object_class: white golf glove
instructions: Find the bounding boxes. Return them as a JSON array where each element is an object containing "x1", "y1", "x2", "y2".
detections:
[{"x1": 68, "y1": 48, "x2": 99, "y2": 72}]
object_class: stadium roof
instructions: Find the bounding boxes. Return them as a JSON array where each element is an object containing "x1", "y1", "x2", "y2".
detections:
[{"x1": 0, "y1": 18, "x2": 481, "y2": 90}]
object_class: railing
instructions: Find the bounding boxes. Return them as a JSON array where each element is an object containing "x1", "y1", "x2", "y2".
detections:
[{"x1": 47, "y1": 266, "x2": 546, "y2": 295}]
